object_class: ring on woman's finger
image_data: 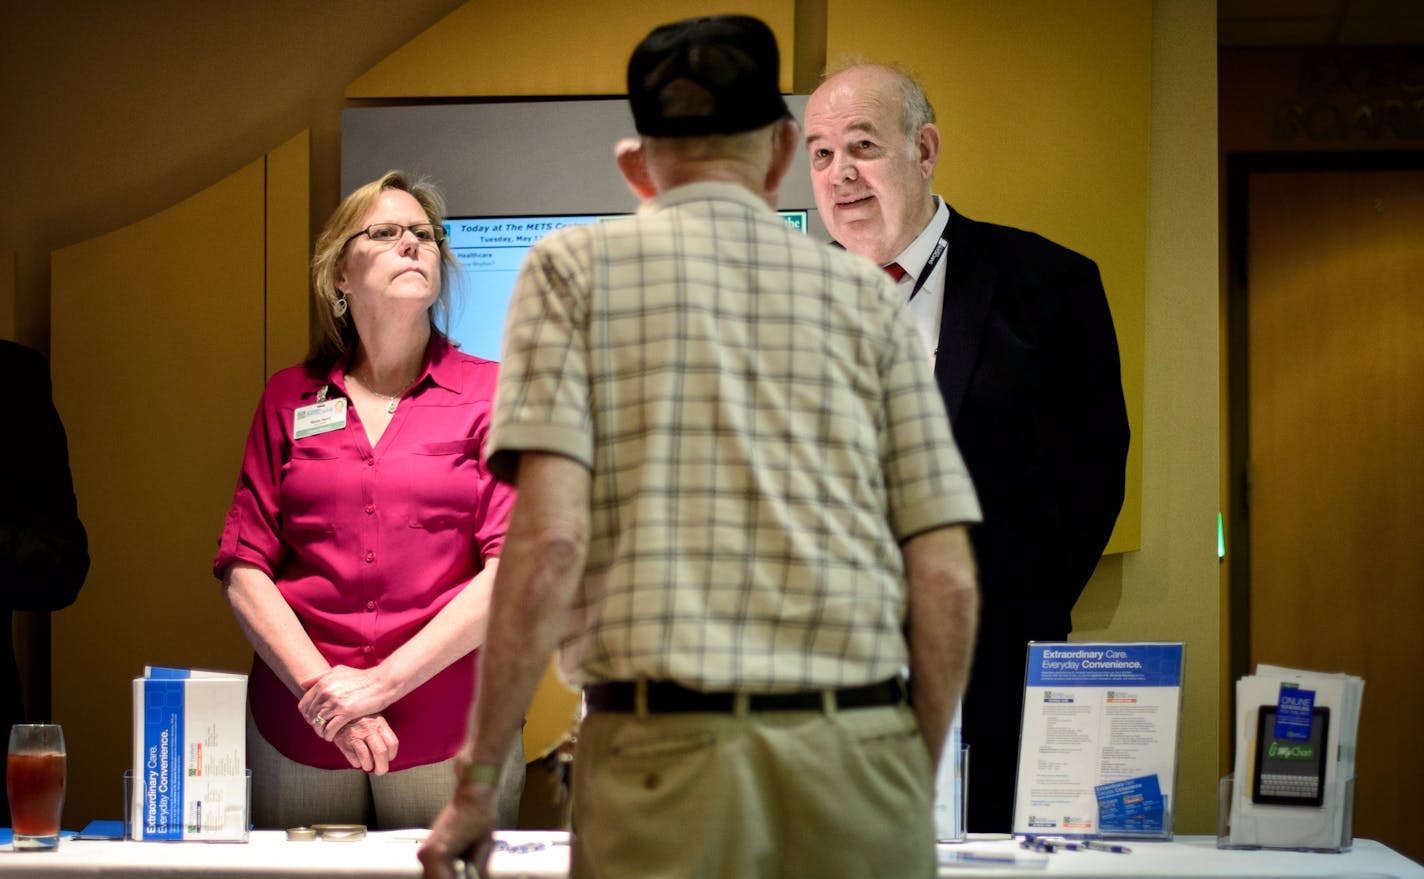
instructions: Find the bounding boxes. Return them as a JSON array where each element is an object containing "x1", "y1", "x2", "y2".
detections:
[{"x1": 314, "y1": 714, "x2": 328, "y2": 727}]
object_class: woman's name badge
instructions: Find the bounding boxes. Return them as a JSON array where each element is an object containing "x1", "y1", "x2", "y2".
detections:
[{"x1": 294, "y1": 398, "x2": 347, "y2": 439}]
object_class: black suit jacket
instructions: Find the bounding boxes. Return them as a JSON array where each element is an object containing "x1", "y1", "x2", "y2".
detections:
[
  {"x1": 935, "y1": 206, "x2": 1129, "y2": 640},
  {"x1": 932, "y1": 206, "x2": 1128, "y2": 829}
]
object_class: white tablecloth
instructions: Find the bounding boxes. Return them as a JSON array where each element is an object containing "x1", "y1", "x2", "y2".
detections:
[
  {"x1": 938, "y1": 835, "x2": 1424, "y2": 877},
  {"x1": 0, "y1": 830, "x2": 567, "y2": 878},
  {"x1": 1, "y1": 832, "x2": 1419, "y2": 878}
]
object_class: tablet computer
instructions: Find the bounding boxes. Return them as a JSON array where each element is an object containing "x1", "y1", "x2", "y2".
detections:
[{"x1": 1251, "y1": 705, "x2": 1330, "y2": 807}]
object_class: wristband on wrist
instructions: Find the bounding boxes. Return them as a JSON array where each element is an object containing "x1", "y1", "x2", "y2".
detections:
[{"x1": 458, "y1": 760, "x2": 502, "y2": 787}]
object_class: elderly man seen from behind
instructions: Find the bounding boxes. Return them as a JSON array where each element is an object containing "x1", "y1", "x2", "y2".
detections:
[{"x1": 420, "y1": 17, "x2": 981, "y2": 879}]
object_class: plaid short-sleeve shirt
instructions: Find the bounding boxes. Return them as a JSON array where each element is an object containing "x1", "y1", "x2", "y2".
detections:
[{"x1": 488, "y1": 182, "x2": 980, "y2": 691}]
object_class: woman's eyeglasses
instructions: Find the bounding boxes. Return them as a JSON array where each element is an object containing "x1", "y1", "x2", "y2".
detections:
[{"x1": 345, "y1": 223, "x2": 446, "y2": 248}]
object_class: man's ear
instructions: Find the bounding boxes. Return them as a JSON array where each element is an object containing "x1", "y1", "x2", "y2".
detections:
[
  {"x1": 615, "y1": 138, "x2": 657, "y2": 201},
  {"x1": 762, "y1": 118, "x2": 801, "y2": 204},
  {"x1": 916, "y1": 122, "x2": 941, "y2": 181}
]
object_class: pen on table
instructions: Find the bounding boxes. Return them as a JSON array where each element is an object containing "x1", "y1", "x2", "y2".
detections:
[
  {"x1": 939, "y1": 849, "x2": 1029, "y2": 865},
  {"x1": 1082, "y1": 840, "x2": 1132, "y2": 854}
]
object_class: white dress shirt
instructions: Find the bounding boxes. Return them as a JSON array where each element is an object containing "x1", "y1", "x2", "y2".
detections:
[{"x1": 885, "y1": 196, "x2": 951, "y2": 363}]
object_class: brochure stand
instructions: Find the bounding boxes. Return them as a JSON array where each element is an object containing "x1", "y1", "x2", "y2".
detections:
[
  {"x1": 130, "y1": 666, "x2": 250, "y2": 841},
  {"x1": 1011, "y1": 642, "x2": 1185, "y2": 840},
  {"x1": 1218, "y1": 664, "x2": 1362, "y2": 852},
  {"x1": 932, "y1": 708, "x2": 968, "y2": 842},
  {"x1": 124, "y1": 768, "x2": 251, "y2": 842}
]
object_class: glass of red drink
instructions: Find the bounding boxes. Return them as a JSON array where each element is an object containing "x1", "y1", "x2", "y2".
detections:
[{"x1": 7, "y1": 724, "x2": 66, "y2": 850}]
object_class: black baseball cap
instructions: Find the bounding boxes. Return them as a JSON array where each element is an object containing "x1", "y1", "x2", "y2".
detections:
[{"x1": 627, "y1": 14, "x2": 791, "y2": 137}]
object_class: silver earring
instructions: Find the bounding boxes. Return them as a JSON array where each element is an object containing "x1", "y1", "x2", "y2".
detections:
[{"x1": 333, "y1": 293, "x2": 349, "y2": 318}]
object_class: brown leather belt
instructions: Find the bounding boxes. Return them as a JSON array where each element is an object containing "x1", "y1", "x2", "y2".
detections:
[{"x1": 583, "y1": 677, "x2": 907, "y2": 714}]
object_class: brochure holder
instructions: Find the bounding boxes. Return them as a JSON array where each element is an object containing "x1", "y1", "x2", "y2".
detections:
[
  {"x1": 1011, "y1": 642, "x2": 1185, "y2": 841},
  {"x1": 124, "y1": 768, "x2": 251, "y2": 842},
  {"x1": 130, "y1": 667, "x2": 250, "y2": 841},
  {"x1": 932, "y1": 705, "x2": 969, "y2": 842},
  {"x1": 1218, "y1": 665, "x2": 1361, "y2": 852}
]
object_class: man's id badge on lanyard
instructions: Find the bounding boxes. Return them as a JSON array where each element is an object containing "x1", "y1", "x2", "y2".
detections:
[{"x1": 294, "y1": 386, "x2": 347, "y2": 439}]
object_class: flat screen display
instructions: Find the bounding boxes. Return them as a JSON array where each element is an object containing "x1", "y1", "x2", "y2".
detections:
[
  {"x1": 443, "y1": 210, "x2": 810, "y2": 361},
  {"x1": 341, "y1": 98, "x2": 823, "y2": 362}
]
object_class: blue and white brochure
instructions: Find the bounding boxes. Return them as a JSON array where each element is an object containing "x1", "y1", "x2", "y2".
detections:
[
  {"x1": 1095, "y1": 774, "x2": 1166, "y2": 833},
  {"x1": 1012, "y1": 642, "x2": 1184, "y2": 839},
  {"x1": 131, "y1": 667, "x2": 248, "y2": 841}
]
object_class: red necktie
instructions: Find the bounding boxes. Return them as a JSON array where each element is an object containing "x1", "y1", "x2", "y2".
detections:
[{"x1": 883, "y1": 262, "x2": 907, "y2": 282}]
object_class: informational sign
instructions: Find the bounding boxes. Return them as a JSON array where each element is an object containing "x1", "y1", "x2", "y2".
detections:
[
  {"x1": 443, "y1": 211, "x2": 810, "y2": 361},
  {"x1": 1011, "y1": 642, "x2": 1184, "y2": 839}
]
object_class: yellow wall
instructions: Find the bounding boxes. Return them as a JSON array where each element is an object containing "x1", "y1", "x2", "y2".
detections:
[
  {"x1": 824, "y1": 0, "x2": 1149, "y2": 555},
  {"x1": 348, "y1": 1, "x2": 797, "y2": 98},
  {"x1": 0, "y1": 1, "x2": 464, "y2": 352},
  {"x1": 266, "y1": 132, "x2": 314, "y2": 372},
  {"x1": 1073, "y1": 0, "x2": 1221, "y2": 833},
  {"x1": 50, "y1": 135, "x2": 310, "y2": 825}
]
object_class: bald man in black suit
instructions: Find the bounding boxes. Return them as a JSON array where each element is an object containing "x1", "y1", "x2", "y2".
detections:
[{"x1": 805, "y1": 63, "x2": 1129, "y2": 831}]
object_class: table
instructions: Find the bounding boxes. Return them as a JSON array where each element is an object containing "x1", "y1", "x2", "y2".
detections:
[
  {"x1": 0, "y1": 832, "x2": 1419, "y2": 877},
  {"x1": 940, "y1": 835, "x2": 1424, "y2": 876},
  {"x1": 0, "y1": 830, "x2": 567, "y2": 878}
]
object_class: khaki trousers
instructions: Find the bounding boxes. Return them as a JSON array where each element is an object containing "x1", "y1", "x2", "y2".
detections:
[{"x1": 571, "y1": 699, "x2": 934, "y2": 879}]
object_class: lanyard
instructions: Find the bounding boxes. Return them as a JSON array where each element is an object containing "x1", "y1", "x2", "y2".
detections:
[{"x1": 904, "y1": 213, "x2": 953, "y2": 304}]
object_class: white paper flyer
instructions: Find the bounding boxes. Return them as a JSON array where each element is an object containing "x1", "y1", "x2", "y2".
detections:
[
  {"x1": 1012, "y1": 642, "x2": 1184, "y2": 839},
  {"x1": 130, "y1": 667, "x2": 248, "y2": 841}
]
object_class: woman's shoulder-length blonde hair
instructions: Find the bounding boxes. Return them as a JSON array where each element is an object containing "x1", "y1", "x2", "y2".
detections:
[{"x1": 305, "y1": 170, "x2": 460, "y2": 371}]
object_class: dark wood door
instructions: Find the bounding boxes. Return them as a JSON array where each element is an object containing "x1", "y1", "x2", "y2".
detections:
[{"x1": 1246, "y1": 168, "x2": 1424, "y2": 860}]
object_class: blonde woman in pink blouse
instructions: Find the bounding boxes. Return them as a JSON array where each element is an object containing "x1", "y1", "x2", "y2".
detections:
[{"x1": 215, "y1": 172, "x2": 521, "y2": 830}]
